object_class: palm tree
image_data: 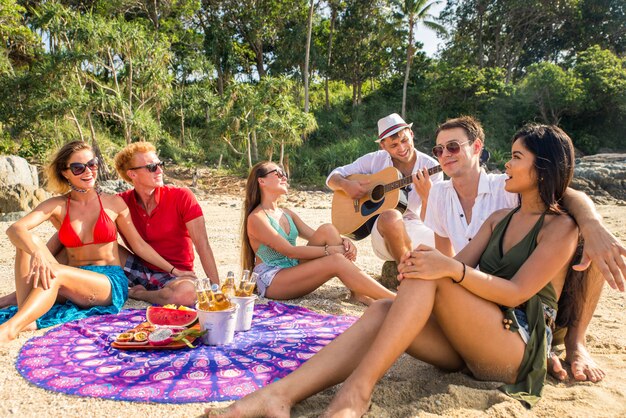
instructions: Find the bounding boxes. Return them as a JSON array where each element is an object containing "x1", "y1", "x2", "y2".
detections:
[{"x1": 395, "y1": 0, "x2": 446, "y2": 119}]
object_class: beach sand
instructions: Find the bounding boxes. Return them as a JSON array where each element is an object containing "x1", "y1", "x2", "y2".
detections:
[{"x1": 0, "y1": 192, "x2": 625, "y2": 417}]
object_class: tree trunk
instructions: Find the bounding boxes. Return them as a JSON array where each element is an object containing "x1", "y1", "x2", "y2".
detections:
[
  {"x1": 69, "y1": 109, "x2": 85, "y2": 141},
  {"x1": 325, "y1": 7, "x2": 337, "y2": 110},
  {"x1": 251, "y1": 129, "x2": 259, "y2": 162},
  {"x1": 180, "y1": 83, "x2": 186, "y2": 146},
  {"x1": 280, "y1": 140, "x2": 285, "y2": 167},
  {"x1": 217, "y1": 65, "x2": 225, "y2": 96},
  {"x1": 88, "y1": 112, "x2": 112, "y2": 181},
  {"x1": 254, "y1": 40, "x2": 266, "y2": 78},
  {"x1": 402, "y1": 15, "x2": 415, "y2": 119},
  {"x1": 303, "y1": 0, "x2": 315, "y2": 113},
  {"x1": 352, "y1": 83, "x2": 357, "y2": 107},
  {"x1": 477, "y1": 1, "x2": 485, "y2": 68},
  {"x1": 246, "y1": 131, "x2": 253, "y2": 168}
]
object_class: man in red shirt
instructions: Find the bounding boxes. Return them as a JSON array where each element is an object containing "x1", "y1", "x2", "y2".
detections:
[{"x1": 114, "y1": 142, "x2": 220, "y2": 306}]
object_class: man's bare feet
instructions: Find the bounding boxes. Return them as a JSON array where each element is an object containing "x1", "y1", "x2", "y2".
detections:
[
  {"x1": 204, "y1": 389, "x2": 292, "y2": 418},
  {"x1": 0, "y1": 292, "x2": 18, "y2": 309},
  {"x1": 566, "y1": 342, "x2": 606, "y2": 382}
]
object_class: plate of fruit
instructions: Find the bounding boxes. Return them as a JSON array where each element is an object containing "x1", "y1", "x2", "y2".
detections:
[{"x1": 111, "y1": 305, "x2": 206, "y2": 350}]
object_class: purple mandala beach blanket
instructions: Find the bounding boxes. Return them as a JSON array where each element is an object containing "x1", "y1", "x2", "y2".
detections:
[{"x1": 16, "y1": 302, "x2": 357, "y2": 404}]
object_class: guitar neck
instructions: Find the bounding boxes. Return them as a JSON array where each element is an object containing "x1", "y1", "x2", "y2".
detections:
[{"x1": 384, "y1": 165, "x2": 442, "y2": 193}]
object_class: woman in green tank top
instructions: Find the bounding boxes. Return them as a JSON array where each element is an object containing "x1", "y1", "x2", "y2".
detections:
[
  {"x1": 209, "y1": 125, "x2": 587, "y2": 417},
  {"x1": 241, "y1": 162, "x2": 395, "y2": 303}
]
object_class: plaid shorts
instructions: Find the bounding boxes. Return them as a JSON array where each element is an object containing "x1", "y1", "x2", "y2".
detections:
[{"x1": 123, "y1": 253, "x2": 177, "y2": 291}]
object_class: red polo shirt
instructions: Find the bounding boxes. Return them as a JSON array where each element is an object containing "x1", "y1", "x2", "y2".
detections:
[{"x1": 118, "y1": 186, "x2": 203, "y2": 272}]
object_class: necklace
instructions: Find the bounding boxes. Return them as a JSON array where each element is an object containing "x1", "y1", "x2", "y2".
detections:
[{"x1": 262, "y1": 207, "x2": 283, "y2": 222}]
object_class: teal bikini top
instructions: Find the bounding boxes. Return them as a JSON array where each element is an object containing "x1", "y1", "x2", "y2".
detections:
[{"x1": 256, "y1": 210, "x2": 299, "y2": 268}]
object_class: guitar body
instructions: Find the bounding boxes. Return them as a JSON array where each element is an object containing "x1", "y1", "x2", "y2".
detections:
[{"x1": 331, "y1": 167, "x2": 408, "y2": 240}]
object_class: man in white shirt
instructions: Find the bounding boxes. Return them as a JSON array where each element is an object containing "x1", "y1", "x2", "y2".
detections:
[
  {"x1": 327, "y1": 113, "x2": 443, "y2": 262},
  {"x1": 424, "y1": 116, "x2": 626, "y2": 383}
]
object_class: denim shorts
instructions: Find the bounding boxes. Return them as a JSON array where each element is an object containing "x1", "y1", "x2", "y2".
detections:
[
  {"x1": 253, "y1": 262, "x2": 283, "y2": 298},
  {"x1": 512, "y1": 307, "x2": 554, "y2": 357}
]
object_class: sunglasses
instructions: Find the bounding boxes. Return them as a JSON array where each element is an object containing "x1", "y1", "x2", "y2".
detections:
[
  {"x1": 129, "y1": 161, "x2": 165, "y2": 173},
  {"x1": 432, "y1": 140, "x2": 471, "y2": 158},
  {"x1": 67, "y1": 158, "x2": 99, "y2": 175},
  {"x1": 263, "y1": 168, "x2": 288, "y2": 180}
]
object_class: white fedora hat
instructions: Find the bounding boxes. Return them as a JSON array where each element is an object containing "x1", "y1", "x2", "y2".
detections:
[{"x1": 376, "y1": 113, "x2": 413, "y2": 142}]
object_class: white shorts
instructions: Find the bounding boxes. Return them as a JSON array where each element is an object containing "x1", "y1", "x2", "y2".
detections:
[{"x1": 370, "y1": 217, "x2": 435, "y2": 261}]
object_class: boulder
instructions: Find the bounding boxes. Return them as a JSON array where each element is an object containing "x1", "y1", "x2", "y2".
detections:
[
  {"x1": 379, "y1": 260, "x2": 400, "y2": 290},
  {"x1": 0, "y1": 155, "x2": 38, "y2": 187},
  {"x1": 0, "y1": 184, "x2": 50, "y2": 213},
  {"x1": 571, "y1": 154, "x2": 626, "y2": 204},
  {"x1": 98, "y1": 179, "x2": 132, "y2": 195}
]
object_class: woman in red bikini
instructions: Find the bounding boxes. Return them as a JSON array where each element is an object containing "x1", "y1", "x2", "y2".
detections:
[{"x1": 0, "y1": 141, "x2": 194, "y2": 343}]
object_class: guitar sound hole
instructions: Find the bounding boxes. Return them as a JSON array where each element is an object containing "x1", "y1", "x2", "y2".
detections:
[{"x1": 370, "y1": 185, "x2": 385, "y2": 202}]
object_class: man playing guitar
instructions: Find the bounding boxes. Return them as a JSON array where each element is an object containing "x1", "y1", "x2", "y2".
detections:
[{"x1": 326, "y1": 113, "x2": 443, "y2": 262}]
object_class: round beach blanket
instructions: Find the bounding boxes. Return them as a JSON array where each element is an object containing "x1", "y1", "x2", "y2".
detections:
[{"x1": 16, "y1": 302, "x2": 357, "y2": 403}]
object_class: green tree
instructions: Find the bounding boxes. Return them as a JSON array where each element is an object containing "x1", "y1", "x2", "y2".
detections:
[
  {"x1": 392, "y1": 0, "x2": 446, "y2": 119},
  {"x1": 519, "y1": 62, "x2": 584, "y2": 125}
]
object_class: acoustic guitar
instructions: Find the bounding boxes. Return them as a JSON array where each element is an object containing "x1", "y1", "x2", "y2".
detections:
[{"x1": 331, "y1": 165, "x2": 443, "y2": 240}]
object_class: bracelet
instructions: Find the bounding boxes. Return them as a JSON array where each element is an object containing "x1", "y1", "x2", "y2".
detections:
[
  {"x1": 452, "y1": 262, "x2": 466, "y2": 284},
  {"x1": 169, "y1": 266, "x2": 175, "y2": 275},
  {"x1": 324, "y1": 244, "x2": 330, "y2": 256}
]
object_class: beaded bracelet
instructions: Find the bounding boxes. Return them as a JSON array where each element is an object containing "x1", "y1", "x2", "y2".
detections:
[
  {"x1": 452, "y1": 262, "x2": 466, "y2": 284},
  {"x1": 324, "y1": 244, "x2": 330, "y2": 256}
]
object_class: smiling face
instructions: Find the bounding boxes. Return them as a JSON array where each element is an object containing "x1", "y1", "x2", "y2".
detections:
[
  {"x1": 126, "y1": 151, "x2": 164, "y2": 190},
  {"x1": 504, "y1": 139, "x2": 538, "y2": 194},
  {"x1": 63, "y1": 149, "x2": 98, "y2": 190},
  {"x1": 434, "y1": 127, "x2": 482, "y2": 178},
  {"x1": 380, "y1": 128, "x2": 415, "y2": 164}
]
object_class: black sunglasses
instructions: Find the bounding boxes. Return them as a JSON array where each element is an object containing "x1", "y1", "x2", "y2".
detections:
[
  {"x1": 129, "y1": 161, "x2": 165, "y2": 173},
  {"x1": 263, "y1": 168, "x2": 288, "y2": 180},
  {"x1": 67, "y1": 158, "x2": 99, "y2": 175},
  {"x1": 432, "y1": 140, "x2": 471, "y2": 158}
]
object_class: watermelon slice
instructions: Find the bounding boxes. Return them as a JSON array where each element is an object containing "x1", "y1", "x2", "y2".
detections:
[{"x1": 146, "y1": 306, "x2": 198, "y2": 327}]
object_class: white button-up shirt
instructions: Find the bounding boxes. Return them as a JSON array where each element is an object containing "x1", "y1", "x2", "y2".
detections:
[
  {"x1": 424, "y1": 171, "x2": 518, "y2": 253},
  {"x1": 326, "y1": 149, "x2": 443, "y2": 220}
]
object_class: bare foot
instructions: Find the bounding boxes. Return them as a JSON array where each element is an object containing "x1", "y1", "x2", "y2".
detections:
[
  {"x1": 347, "y1": 291, "x2": 374, "y2": 306},
  {"x1": 204, "y1": 389, "x2": 292, "y2": 418},
  {"x1": 566, "y1": 343, "x2": 605, "y2": 383},
  {"x1": 0, "y1": 292, "x2": 18, "y2": 308},
  {"x1": 323, "y1": 380, "x2": 372, "y2": 418},
  {"x1": 128, "y1": 285, "x2": 147, "y2": 300},
  {"x1": 0, "y1": 325, "x2": 17, "y2": 345},
  {"x1": 547, "y1": 352, "x2": 568, "y2": 381}
]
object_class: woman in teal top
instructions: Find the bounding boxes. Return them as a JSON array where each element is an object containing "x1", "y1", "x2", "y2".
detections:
[
  {"x1": 241, "y1": 162, "x2": 395, "y2": 303},
  {"x1": 210, "y1": 125, "x2": 587, "y2": 417}
]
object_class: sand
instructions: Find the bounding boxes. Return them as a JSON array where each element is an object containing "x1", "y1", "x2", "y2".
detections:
[{"x1": 0, "y1": 193, "x2": 625, "y2": 418}]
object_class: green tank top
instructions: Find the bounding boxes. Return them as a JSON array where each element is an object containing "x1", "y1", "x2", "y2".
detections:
[
  {"x1": 256, "y1": 210, "x2": 299, "y2": 268},
  {"x1": 479, "y1": 207, "x2": 557, "y2": 408}
]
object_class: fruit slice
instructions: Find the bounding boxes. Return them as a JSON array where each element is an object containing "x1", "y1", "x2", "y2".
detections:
[
  {"x1": 146, "y1": 306, "x2": 198, "y2": 327},
  {"x1": 116, "y1": 332, "x2": 134, "y2": 343},
  {"x1": 133, "y1": 331, "x2": 149, "y2": 342},
  {"x1": 148, "y1": 328, "x2": 174, "y2": 346}
]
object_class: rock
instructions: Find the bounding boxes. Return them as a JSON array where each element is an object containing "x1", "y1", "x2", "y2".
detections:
[
  {"x1": 0, "y1": 155, "x2": 38, "y2": 187},
  {"x1": 379, "y1": 260, "x2": 399, "y2": 290},
  {"x1": 98, "y1": 180, "x2": 132, "y2": 195},
  {"x1": 0, "y1": 184, "x2": 50, "y2": 213},
  {"x1": 571, "y1": 154, "x2": 626, "y2": 204},
  {"x1": 0, "y1": 211, "x2": 27, "y2": 222}
]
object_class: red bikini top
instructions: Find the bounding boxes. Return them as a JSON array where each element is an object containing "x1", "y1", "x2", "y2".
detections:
[{"x1": 59, "y1": 194, "x2": 117, "y2": 248}]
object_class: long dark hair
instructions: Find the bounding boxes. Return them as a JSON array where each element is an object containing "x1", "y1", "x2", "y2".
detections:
[
  {"x1": 512, "y1": 124, "x2": 574, "y2": 215},
  {"x1": 513, "y1": 124, "x2": 584, "y2": 328},
  {"x1": 240, "y1": 161, "x2": 276, "y2": 272}
]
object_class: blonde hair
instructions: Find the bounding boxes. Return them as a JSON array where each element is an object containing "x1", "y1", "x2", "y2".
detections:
[
  {"x1": 45, "y1": 141, "x2": 93, "y2": 194},
  {"x1": 114, "y1": 142, "x2": 157, "y2": 183}
]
